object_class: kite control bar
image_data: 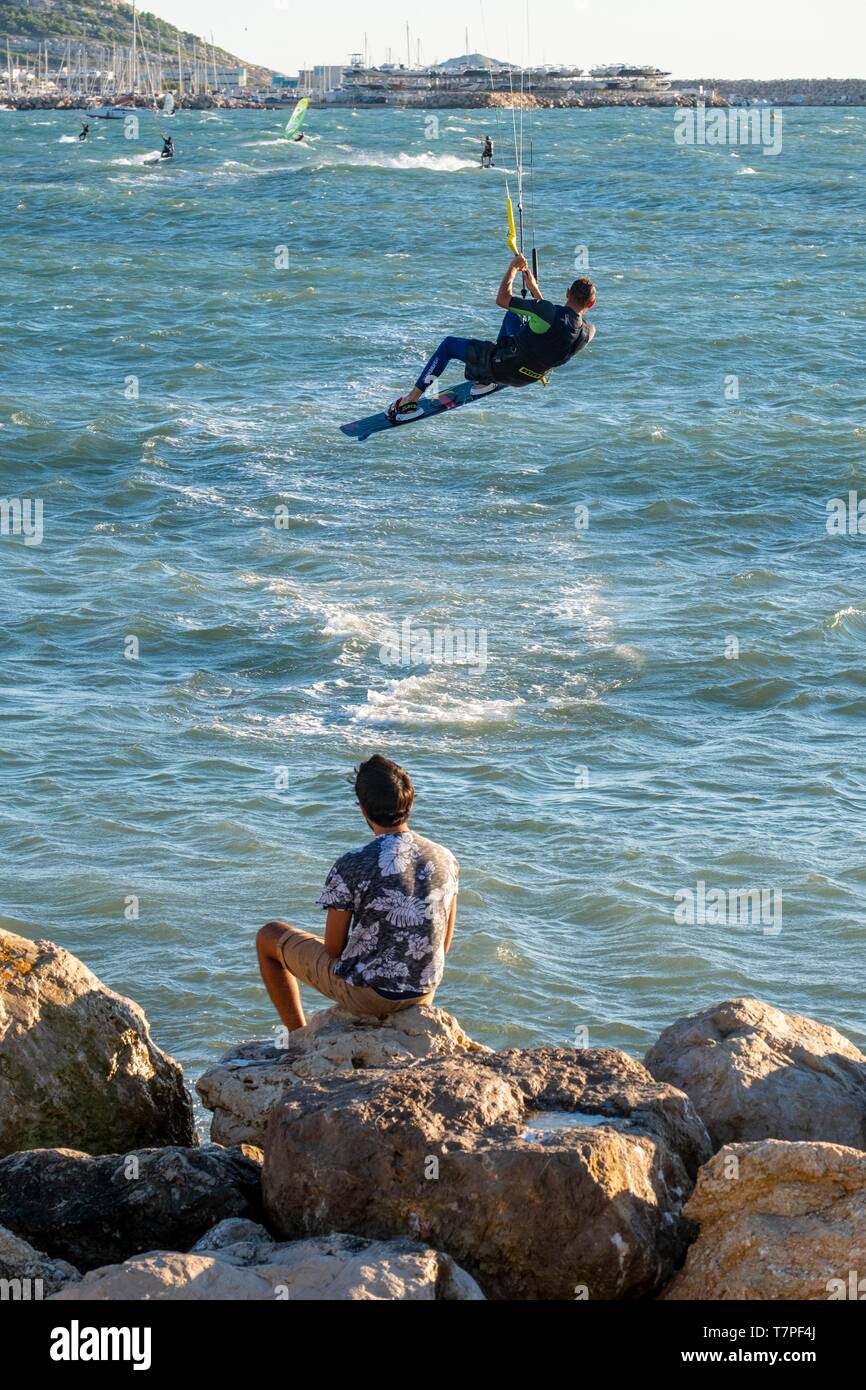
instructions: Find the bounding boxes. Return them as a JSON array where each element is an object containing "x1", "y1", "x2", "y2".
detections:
[{"x1": 505, "y1": 182, "x2": 538, "y2": 297}]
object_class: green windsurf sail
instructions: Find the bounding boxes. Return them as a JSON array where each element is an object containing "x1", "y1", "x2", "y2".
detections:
[{"x1": 285, "y1": 97, "x2": 310, "y2": 139}]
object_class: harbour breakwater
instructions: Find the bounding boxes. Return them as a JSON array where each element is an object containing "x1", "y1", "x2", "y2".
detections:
[
  {"x1": 1, "y1": 927, "x2": 865, "y2": 1300},
  {"x1": 5, "y1": 76, "x2": 865, "y2": 111}
]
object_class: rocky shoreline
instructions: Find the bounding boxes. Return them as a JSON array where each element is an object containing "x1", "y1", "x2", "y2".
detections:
[
  {"x1": 5, "y1": 88, "x2": 866, "y2": 114},
  {"x1": 1, "y1": 927, "x2": 865, "y2": 1300},
  {"x1": 6, "y1": 92, "x2": 859, "y2": 114}
]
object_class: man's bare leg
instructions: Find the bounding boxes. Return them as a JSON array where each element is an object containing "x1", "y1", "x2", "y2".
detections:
[{"x1": 256, "y1": 920, "x2": 306, "y2": 1031}]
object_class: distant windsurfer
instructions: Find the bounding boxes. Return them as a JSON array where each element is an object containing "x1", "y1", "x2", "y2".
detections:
[
  {"x1": 481, "y1": 135, "x2": 494, "y2": 168},
  {"x1": 387, "y1": 255, "x2": 596, "y2": 421},
  {"x1": 292, "y1": 131, "x2": 305, "y2": 142},
  {"x1": 78, "y1": 122, "x2": 90, "y2": 142},
  {"x1": 160, "y1": 134, "x2": 174, "y2": 160}
]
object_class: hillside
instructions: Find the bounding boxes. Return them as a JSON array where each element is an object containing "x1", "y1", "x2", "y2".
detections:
[{"x1": 0, "y1": 0, "x2": 280, "y2": 85}]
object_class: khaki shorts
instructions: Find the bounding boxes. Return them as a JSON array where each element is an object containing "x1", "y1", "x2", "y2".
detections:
[{"x1": 277, "y1": 925, "x2": 435, "y2": 1019}]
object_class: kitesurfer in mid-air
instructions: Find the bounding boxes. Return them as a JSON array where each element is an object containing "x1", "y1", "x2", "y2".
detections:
[
  {"x1": 387, "y1": 254, "x2": 596, "y2": 421},
  {"x1": 160, "y1": 134, "x2": 174, "y2": 160},
  {"x1": 78, "y1": 122, "x2": 90, "y2": 142},
  {"x1": 481, "y1": 135, "x2": 494, "y2": 167}
]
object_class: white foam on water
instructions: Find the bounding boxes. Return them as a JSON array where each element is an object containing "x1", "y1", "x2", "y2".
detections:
[
  {"x1": 831, "y1": 606, "x2": 866, "y2": 630},
  {"x1": 209, "y1": 711, "x2": 328, "y2": 740},
  {"x1": 110, "y1": 150, "x2": 163, "y2": 166},
  {"x1": 319, "y1": 604, "x2": 386, "y2": 641},
  {"x1": 235, "y1": 572, "x2": 389, "y2": 649},
  {"x1": 319, "y1": 149, "x2": 477, "y2": 173},
  {"x1": 350, "y1": 675, "x2": 523, "y2": 728}
]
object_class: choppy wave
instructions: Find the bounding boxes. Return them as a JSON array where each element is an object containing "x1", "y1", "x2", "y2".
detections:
[{"x1": 315, "y1": 149, "x2": 478, "y2": 172}]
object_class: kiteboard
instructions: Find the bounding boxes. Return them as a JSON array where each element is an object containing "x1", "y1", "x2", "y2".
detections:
[{"x1": 340, "y1": 381, "x2": 508, "y2": 442}]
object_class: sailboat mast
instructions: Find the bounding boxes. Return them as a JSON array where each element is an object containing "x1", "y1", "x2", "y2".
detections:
[{"x1": 131, "y1": 1, "x2": 137, "y2": 98}]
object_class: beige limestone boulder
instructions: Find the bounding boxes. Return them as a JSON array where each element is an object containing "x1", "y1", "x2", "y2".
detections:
[
  {"x1": 50, "y1": 1225, "x2": 484, "y2": 1301},
  {"x1": 0, "y1": 929, "x2": 195, "y2": 1157},
  {"x1": 196, "y1": 1003, "x2": 488, "y2": 1146},
  {"x1": 262, "y1": 1045, "x2": 712, "y2": 1300},
  {"x1": 661, "y1": 1139, "x2": 866, "y2": 1300},
  {"x1": 645, "y1": 998, "x2": 866, "y2": 1150}
]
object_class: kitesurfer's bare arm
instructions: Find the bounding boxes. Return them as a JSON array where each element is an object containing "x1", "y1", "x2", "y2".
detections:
[
  {"x1": 496, "y1": 254, "x2": 541, "y2": 307},
  {"x1": 496, "y1": 255, "x2": 527, "y2": 308}
]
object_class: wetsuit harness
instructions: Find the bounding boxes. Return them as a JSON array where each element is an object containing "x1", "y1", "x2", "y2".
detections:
[{"x1": 413, "y1": 298, "x2": 592, "y2": 395}]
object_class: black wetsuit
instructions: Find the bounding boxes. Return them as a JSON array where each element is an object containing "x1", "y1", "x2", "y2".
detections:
[
  {"x1": 161, "y1": 139, "x2": 174, "y2": 160},
  {"x1": 412, "y1": 298, "x2": 592, "y2": 395},
  {"x1": 465, "y1": 296, "x2": 592, "y2": 387}
]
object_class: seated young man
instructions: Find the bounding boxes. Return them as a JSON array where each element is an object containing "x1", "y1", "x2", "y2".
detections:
[{"x1": 256, "y1": 754, "x2": 459, "y2": 1030}]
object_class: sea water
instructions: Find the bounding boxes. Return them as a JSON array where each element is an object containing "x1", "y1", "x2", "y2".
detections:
[{"x1": 1, "y1": 107, "x2": 865, "y2": 1089}]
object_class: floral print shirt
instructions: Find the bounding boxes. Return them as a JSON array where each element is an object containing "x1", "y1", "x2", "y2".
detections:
[{"x1": 318, "y1": 830, "x2": 459, "y2": 996}]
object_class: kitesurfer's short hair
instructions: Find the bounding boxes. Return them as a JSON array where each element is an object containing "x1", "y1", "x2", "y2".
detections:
[
  {"x1": 353, "y1": 754, "x2": 415, "y2": 827},
  {"x1": 568, "y1": 277, "x2": 596, "y2": 309}
]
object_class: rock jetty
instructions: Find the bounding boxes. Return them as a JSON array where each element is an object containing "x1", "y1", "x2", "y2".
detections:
[{"x1": 2, "y1": 926, "x2": 865, "y2": 1300}]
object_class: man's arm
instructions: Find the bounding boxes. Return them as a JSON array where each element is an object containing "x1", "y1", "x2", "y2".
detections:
[
  {"x1": 323, "y1": 908, "x2": 351, "y2": 959},
  {"x1": 443, "y1": 894, "x2": 458, "y2": 954},
  {"x1": 496, "y1": 254, "x2": 540, "y2": 308}
]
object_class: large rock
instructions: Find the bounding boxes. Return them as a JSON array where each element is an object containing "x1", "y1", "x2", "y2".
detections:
[
  {"x1": 50, "y1": 1223, "x2": 484, "y2": 1301},
  {"x1": 0, "y1": 1224, "x2": 80, "y2": 1297},
  {"x1": 661, "y1": 1139, "x2": 866, "y2": 1300},
  {"x1": 645, "y1": 998, "x2": 866, "y2": 1150},
  {"x1": 0, "y1": 929, "x2": 195, "y2": 1157},
  {"x1": 262, "y1": 1046, "x2": 712, "y2": 1300},
  {"x1": 196, "y1": 1004, "x2": 488, "y2": 1146},
  {"x1": 0, "y1": 1145, "x2": 262, "y2": 1271}
]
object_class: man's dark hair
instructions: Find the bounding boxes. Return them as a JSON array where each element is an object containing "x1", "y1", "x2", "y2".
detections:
[
  {"x1": 353, "y1": 754, "x2": 415, "y2": 828},
  {"x1": 568, "y1": 277, "x2": 596, "y2": 310}
]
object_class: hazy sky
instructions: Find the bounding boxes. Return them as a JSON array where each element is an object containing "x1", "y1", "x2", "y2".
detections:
[{"x1": 141, "y1": 0, "x2": 865, "y2": 79}]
